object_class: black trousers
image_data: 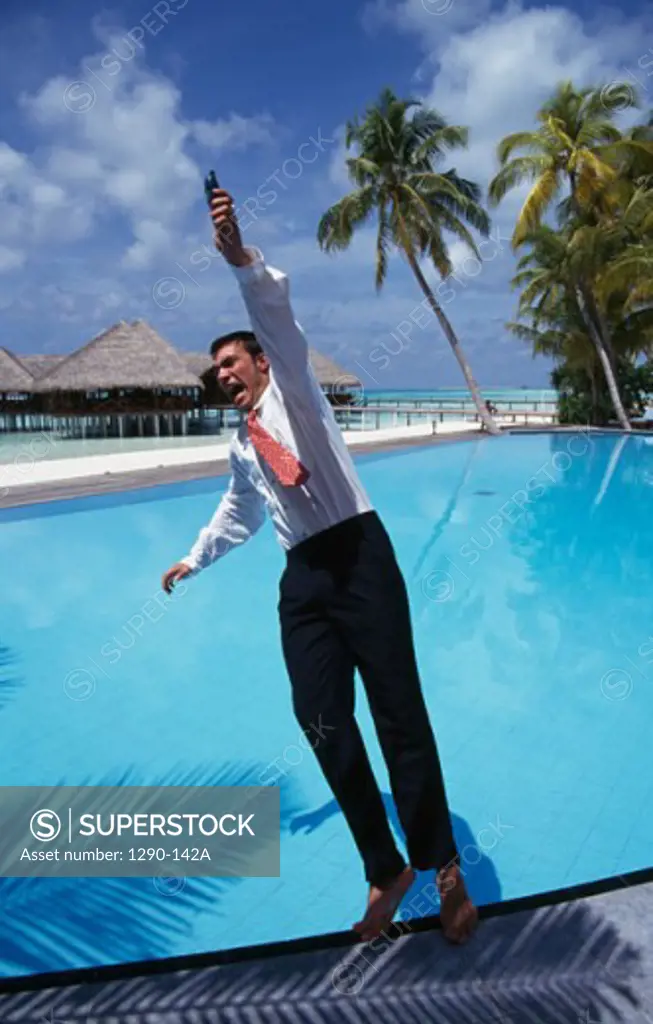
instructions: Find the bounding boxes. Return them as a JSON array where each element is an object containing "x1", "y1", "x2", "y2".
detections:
[{"x1": 278, "y1": 509, "x2": 458, "y2": 888}]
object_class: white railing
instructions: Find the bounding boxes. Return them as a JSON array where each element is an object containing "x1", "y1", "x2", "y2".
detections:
[{"x1": 330, "y1": 405, "x2": 559, "y2": 431}]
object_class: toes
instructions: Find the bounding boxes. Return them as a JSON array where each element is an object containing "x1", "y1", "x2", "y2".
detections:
[{"x1": 353, "y1": 915, "x2": 390, "y2": 943}]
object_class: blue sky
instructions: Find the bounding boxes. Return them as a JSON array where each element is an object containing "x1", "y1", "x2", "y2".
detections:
[{"x1": 1, "y1": 0, "x2": 652, "y2": 388}]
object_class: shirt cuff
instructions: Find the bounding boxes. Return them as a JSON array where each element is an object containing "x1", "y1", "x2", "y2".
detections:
[
  {"x1": 229, "y1": 246, "x2": 265, "y2": 284},
  {"x1": 178, "y1": 556, "x2": 200, "y2": 574}
]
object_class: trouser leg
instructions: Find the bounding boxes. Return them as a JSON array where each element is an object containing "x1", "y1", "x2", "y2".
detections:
[
  {"x1": 279, "y1": 569, "x2": 406, "y2": 887},
  {"x1": 331, "y1": 515, "x2": 458, "y2": 872}
]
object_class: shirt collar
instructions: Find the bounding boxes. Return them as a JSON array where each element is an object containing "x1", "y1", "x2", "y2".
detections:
[{"x1": 252, "y1": 381, "x2": 271, "y2": 412}]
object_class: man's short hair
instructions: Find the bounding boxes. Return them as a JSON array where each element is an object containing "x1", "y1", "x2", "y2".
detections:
[{"x1": 209, "y1": 330, "x2": 263, "y2": 360}]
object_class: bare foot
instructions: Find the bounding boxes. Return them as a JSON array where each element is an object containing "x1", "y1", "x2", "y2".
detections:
[
  {"x1": 437, "y1": 863, "x2": 478, "y2": 943},
  {"x1": 353, "y1": 866, "x2": 416, "y2": 942}
]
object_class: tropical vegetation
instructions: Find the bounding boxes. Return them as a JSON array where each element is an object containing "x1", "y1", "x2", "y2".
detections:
[
  {"x1": 321, "y1": 82, "x2": 653, "y2": 429},
  {"x1": 489, "y1": 81, "x2": 653, "y2": 427}
]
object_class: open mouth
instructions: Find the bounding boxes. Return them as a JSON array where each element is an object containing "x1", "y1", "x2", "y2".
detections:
[{"x1": 225, "y1": 381, "x2": 248, "y2": 404}]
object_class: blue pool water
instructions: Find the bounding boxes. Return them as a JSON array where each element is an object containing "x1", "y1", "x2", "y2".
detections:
[{"x1": 0, "y1": 431, "x2": 652, "y2": 977}]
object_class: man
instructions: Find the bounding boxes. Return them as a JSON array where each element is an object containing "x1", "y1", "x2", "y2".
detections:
[{"x1": 162, "y1": 187, "x2": 477, "y2": 944}]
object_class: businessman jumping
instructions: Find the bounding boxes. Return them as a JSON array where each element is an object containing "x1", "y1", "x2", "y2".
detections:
[{"x1": 162, "y1": 186, "x2": 477, "y2": 944}]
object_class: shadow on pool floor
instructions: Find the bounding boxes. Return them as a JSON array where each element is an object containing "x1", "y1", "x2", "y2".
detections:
[{"x1": 289, "y1": 791, "x2": 503, "y2": 908}]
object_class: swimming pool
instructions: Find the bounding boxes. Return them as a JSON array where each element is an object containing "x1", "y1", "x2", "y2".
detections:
[{"x1": 0, "y1": 430, "x2": 651, "y2": 978}]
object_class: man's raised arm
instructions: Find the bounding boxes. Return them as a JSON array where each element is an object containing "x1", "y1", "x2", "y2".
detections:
[{"x1": 210, "y1": 188, "x2": 312, "y2": 392}]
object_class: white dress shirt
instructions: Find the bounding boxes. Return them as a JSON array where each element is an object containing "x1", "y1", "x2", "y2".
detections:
[{"x1": 181, "y1": 247, "x2": 373, "y2": 573}]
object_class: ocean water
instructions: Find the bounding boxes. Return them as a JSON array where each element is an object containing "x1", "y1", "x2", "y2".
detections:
[
  {"x1": 364, "y1": 388, "x2": 557, "y2": 406},
  {"x1": 0, "y1": 430, "x2": 650, "y2": 977}
]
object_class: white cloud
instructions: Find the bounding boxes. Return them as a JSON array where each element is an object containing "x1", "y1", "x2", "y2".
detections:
[
  {"x1": 0, "y1": 246, "x2": 25, "y2": 273},
  {"x1": 5, "y1": 35, "x2": 283, "y2": 274},
  {"x1": 265, "y1": 225, "x2": 383, "y2": 278},
  {"x1": 0, "y1": 140, "x2": 94, "y2": 249},
  {"x1": 122, "y1": 218, "x2": 173, "y2": 269},
  {"x1": 189, "y1": 113, "x2": 278, "y2": 151},
  {"x1": 364, "y1": 2, "x2": 653, "y2": 189},
  {"x1": 362, "y1": 0, "x2": 492, "y2": 41}
]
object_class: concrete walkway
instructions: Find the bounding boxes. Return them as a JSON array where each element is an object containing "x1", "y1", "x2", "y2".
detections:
[
  {"x1": 0, "y1": 416, "x2": 559, "y2": 496},
  {"x1": 0, "y1": 422, "x2": 445, "y2": 493},
  {"x1": 0, "y1": 877, "x2": 651, "y2": 1021}
]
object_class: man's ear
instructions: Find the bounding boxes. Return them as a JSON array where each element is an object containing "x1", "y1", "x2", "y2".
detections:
[{"x1": 256, "y1": 352, "x2": 270, "y2": 374}]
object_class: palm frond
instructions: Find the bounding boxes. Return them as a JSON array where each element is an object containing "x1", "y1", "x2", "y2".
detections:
[
  {"x1": 496, "y1": 131, "x2": 548, "y2": 164},
  {"x1": 413, "y1": 124, "x2": 469, "y2": 164},
  {"x1": 513, "y1": 168, "x2": 561, "y2": 246},
  {"x1": 427, "y1": 230, "x2": 453, "y2": 279},
  {"x1": 345, "y1": 156, "x2": 381, "y2": 188},
  {"x1": 488, "y1": 156, "x2": 552, "y2": 206},
  {"x1": 317, "y1": 186, "x2": 377, "y2": 252}
]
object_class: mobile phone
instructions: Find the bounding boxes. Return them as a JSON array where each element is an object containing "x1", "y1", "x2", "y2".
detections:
[{"x1": 204, "y1": 170, "x2": 219, "y2": 206}]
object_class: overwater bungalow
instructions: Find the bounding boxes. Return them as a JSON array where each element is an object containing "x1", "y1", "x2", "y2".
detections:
[{"x1": 0, "y1": 320, "x2": 361, "y2": 438}]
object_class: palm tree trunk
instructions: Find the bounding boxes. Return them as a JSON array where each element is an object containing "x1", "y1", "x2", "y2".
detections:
[
  {"x1": 589, "y1": 365, "x2": 598, "y2": 423},
  {"x1": 399, "y1": 246, "x2": 501, "y2": 435},
  {"x1": 567, "y1": 171, "x2": 631, "y2": 431},
  {"x1": 575, "y1": 286, "x2": 632, "y2": 430}
]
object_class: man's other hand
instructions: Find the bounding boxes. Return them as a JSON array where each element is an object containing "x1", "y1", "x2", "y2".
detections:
[
  {"x1": 162, "y1": 562, "x2": 193, "y2": 594},
  {"x1": 210, "y1": 189, "x2": 251, "y2": 267}
]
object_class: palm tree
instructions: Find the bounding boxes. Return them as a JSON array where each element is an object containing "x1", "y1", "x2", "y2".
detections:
[
  {"x1": 591, "y1": 184, "x2": 653, "y2": 313},
  {"x1": 489, "y1": 81, "x2": 653, "y2": 429},
  {"x1": 488, "y1": 80, "x2": 643, "y2": 244},
  {"x1": 508, "y1": 223, "x2": 653, "y2": 425},
  {"x1": 317, "y1": 87, "x2": 500, "y2": 435}
]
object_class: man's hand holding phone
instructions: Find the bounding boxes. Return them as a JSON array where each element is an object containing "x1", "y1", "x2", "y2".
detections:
[{"x1": 203, "y1": 171, "x2": 251, "y2": 268}]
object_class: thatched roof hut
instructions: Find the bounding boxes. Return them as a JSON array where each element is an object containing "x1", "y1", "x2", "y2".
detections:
[
  {"x1": 1, "y1": 322, "x2": 362, "y2": 416},
  {"x1": 181, "y1": 350, "x2": 361, "y2": 390},
  {"x1": 19, "y1": 355, "x2": 65, "y2": 378},
  {"x1": 36, "y1": 321, "x2": 201, "y2": 392},
  {"x1": 307, "y1": 351, "x2": 360, "y2": 390},
  {"x1": 0, "y1": 348, "x2": 35, "y2": 392}
]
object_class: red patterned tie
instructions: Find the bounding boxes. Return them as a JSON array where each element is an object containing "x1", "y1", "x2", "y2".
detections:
[{"x1": 247, "y1": 409, "x2": 310, "y2": 486}]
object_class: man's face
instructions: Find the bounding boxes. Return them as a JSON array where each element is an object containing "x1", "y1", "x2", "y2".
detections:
[{"x1": 214, "y1": 340, "x2": 270, "y2": 410}]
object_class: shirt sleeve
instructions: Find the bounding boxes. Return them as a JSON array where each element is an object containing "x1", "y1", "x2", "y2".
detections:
[
  {"x1": 230, "y1": 247, "x2": 313, "y2": 396},
  {"x1": 179, "y1": 447, "x2": 266, "y2": 573}
]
